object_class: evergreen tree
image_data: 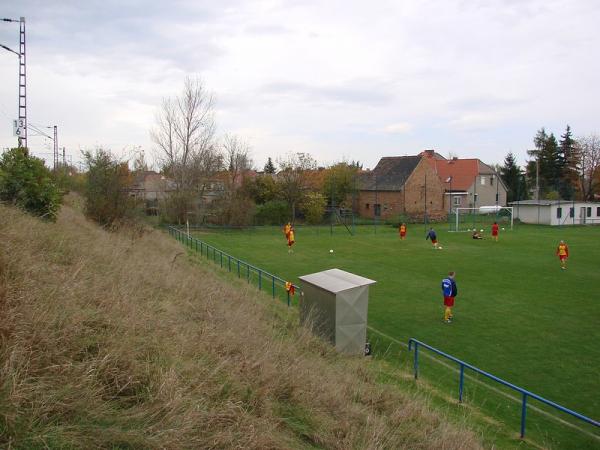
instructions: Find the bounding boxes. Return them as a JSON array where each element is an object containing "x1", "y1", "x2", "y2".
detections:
[
  {"x1": 559, "y1": 125, "x2": 579, "y2": 200},
  {"x1": 500, "y1": 152, "x2": 522, "y2": 203},
  {"x1": 264, "y1": 157, "x2": 276, "y2": 174},
  {"x1": 528, "y1": 128, "x2": 563, "y2": 198}
]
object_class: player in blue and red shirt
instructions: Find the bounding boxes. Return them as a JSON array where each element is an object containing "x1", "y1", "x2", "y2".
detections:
[
  {"x1": 426, "y1": 227, "x2": 439, "y2": 249},
  {"x1": 441, "y1": 272, "x2": 458, "y2": 323}
]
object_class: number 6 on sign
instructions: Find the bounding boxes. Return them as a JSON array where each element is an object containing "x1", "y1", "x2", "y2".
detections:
[{"x1": 13, "y1": 119, "x2": 24, "y2": 136}]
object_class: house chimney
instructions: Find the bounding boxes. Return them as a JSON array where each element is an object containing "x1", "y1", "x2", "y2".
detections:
[{"x1": 422, "y1": 150, "x2": 435, "y2": 158}]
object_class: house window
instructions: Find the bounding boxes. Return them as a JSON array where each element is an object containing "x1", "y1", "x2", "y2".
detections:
[
  {"x1": 480, "y1": 177, "x2": 486, "y2": 186},
  {"x1": 374, "y1": 204, "x2": 381, "y2": 217},
  {"x1": 490, "y1": 176, "x2": 494, "y2": 186},
  {"x1": 453, "y1": 196, "x2": 461, "y2": 206},
  {"x1": 597, "y1": 207, "x2": 600, "y2": 216},
  {"x1": 587, "y1": 207, "x2": 592, "y2": 217},
  {"x1": 365, "y1": 203, "x2": 370, "y2": 210},
  {"x1": 569, "y1": 207, "x2": 575, "y2": 218},
  {"x1": 556, "y1": 207, "x2": 562, "y2": 219}
]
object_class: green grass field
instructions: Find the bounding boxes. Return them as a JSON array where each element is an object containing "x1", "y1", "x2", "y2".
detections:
[{"x1": 187, "y1": 222, "x2": 599, "y2": 448}]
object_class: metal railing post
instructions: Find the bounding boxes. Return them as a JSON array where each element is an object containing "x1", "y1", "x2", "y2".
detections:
[
  {"x1": 258, "y1": 270, "x2": 262, "y2": 291},
  {"x1": 412, "y1": 341, "x2": 419, "y2": 379},
  {"x1": 237, "y1": 260, "x2": 240, "y2": 277},
  {"x1": 459, "y1": 364, "x2": 465, "y2": 403},
  {"x1": 272, "y1": 276, "x2": 275, "y2": 298},
  {"x1": 521, "y1": 393, "x2": 528, "y2": 438}
]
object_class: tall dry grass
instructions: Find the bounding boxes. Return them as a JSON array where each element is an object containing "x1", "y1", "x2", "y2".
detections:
[{"x1": 0, "y1": 196, "x2": 483, "y2": 449}]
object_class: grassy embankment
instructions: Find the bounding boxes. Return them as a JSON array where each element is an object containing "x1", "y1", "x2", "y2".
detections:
[{"x1": 1, "y1": 197, "x2": 486, "y2": 449}]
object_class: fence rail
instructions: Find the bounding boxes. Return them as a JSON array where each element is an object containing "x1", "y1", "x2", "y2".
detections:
[
  {"x1": 408, "y1": 338, "x2": 600, "y2": 439},
  {"x1": 168, "y1": 226, "x2": 298, "y2": 306}
]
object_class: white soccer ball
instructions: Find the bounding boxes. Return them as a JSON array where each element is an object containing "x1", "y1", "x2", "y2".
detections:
[
  {"x1": 329, "y1": 249, "x2": 334, "y2": 253},
  {"x1": 480, "y1": 229, "x2": 484, "y2": 232},
  {"x1": 438, "y1": 246, "x2": 443, "y2": 250},
  {"x1": 502, "y1": 227, "x2": 505, "y2": 231}
]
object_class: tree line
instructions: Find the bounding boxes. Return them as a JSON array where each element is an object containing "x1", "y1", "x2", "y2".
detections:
[{"x1": 500, "y1": 126, "x2": 600, "y2": 203}]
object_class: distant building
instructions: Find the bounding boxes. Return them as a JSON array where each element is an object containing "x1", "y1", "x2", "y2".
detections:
[
  {"x1": 128, "y1": 171, "x2": 176, "y2": 215},
  {"x1": 420, "y1": 150, "x2": 508, "y2": 212},
  {"x1": 357, "y1": 155, "x2": 445, "y2": 220},
  {"x1": 510, "y1": 200, "x2": 600, "y2": 225}
]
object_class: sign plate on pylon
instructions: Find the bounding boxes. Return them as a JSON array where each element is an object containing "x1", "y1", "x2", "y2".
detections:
[{"x1": 13, "y1": 119, "x2": 25, "y2": 137}]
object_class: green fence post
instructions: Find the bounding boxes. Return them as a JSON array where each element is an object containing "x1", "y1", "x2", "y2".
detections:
[
  {"x1": 272, "y1": 276, "x2": 275, "y2": 298},
  {"x1": 258, "y1": 270, "x2": 262, "y2": 291}
]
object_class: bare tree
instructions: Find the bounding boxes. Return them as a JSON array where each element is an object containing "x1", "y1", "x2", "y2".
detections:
[
  {"x1": 276, "y1": 152, "x2": 317, "y2": 221},
  {"x1": 578, "y1": 134, "x2": 600, "y2": 200},
  {"x1": 219, "y1": 134, "x2": 254, "y2": 224},
  {"x1": 150, "y1": 77, "x2": 222, "y2": 222},
  {"x1": 223, "y1": 134, "x2": 253, "y2": 190},
  {"x1": 151, "y1": 77, "x2": 220, "y2": 191}
]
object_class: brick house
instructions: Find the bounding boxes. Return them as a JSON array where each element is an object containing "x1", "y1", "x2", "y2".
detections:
[
  {"x1": 420, "y1": 150, "x2": 507, "y2": 212},
  {"x1": 357, "y1": 155, "x2": 446, "y2": 220}
]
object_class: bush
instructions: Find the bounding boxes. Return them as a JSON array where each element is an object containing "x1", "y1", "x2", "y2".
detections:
[
  {"x1": 83, "y1": 149, "x2": 133, "y2": 227},
  {"x1": 0, "y1": 147, "x2": 62, "y2": 220},
  {"x1": 301, "y1": 192, "x2": 326, "y2": 225},
  {"x1": 254, "y1": 200, "x2": 289, "y2": 225}
]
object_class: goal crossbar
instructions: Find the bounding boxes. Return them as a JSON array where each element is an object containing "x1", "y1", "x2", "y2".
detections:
[{"x1": 452, "y1": 206, "x2": 513, "y2": 232}]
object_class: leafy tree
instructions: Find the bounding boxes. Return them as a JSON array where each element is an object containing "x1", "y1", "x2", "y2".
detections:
[
  {"x1": 302, "y1": 192, "x2": 327, "y2": 225},
  {"x1": 83, "y1": 149, "x2": 133, "y2": 227},
  {"x1": 243, "y1": 174, "x2": 279, "y2": 204},
  {"x1": 263, "y1": 157, "x2": 276, "y2": 174},
  {"x1": 276, "y1": 152, "x2": 317, "y2": 220},
  {"x1": 0, "y1": 147, "x2": 62, "y2": 220},
  {"x1": 254, "y1": 200, "x2": 289, "y2": 225},
  {"x1": 322, "y1": 162, "x2": 359, "y2": 208}
]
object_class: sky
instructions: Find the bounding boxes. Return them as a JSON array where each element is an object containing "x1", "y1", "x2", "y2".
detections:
[{"x1": 0, "y1": 0, "x2": 599, "y2": 170}]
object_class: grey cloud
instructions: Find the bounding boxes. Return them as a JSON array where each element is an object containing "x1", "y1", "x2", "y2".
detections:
[{"x1": 259, "y1": 81, "x2": 394, "y2": 106}]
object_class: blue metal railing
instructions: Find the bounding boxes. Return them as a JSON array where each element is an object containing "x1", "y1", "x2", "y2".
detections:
[
  {"x1": 167, "y1": 226, "x2": 299, "y2": 306},
  {"x1": 408, "y1": 338, "x2": 600, "y2": 439}
]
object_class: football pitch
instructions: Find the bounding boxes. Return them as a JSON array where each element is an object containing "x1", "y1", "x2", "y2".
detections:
[{"x1": 189, "y1": 223, "x2": 599, "y2": 446}]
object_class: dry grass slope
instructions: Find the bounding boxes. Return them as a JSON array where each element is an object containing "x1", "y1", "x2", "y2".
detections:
[{"x1": 0, "y1": 196, "x2": 482, "y2": 449}]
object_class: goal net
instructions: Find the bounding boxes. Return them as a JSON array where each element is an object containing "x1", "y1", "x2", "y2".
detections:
[{"x1": 451, "y1": 206, "x2": 513, "y2": 232}]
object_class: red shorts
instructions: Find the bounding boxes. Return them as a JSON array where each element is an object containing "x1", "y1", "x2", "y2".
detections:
[
  {"x1": 444, "y1": 296, "x2": 455, "y2": 307},
  {"x1": 559, "y1": 255, "x2": 567, "y2": 261},
  {"x1": 431, "y1": 239, "x2": 437, "y2": 244},
  {"x1": 400, "y1": 232, "x2": 406, "y2": 237},
  {"x1": 492, "y1": 231, "x2": 498, "y2": 236},
  {"x1": 288, "y1": 240, "x2": 295, "y2": 247}
]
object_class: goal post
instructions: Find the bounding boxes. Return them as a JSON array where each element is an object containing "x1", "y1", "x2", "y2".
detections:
[{"x1": 451, "y1": 206, "x2": 513, "y2": 232}]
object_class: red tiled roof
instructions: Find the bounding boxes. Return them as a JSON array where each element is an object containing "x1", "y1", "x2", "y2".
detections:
[{"x1": 420, "y1": 151, "x2": 484, "y2": 191}]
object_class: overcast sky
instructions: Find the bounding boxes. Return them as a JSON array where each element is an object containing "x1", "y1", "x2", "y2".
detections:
[{"x1": 1, "y1": 0, "x2": 599, "y2": 170}]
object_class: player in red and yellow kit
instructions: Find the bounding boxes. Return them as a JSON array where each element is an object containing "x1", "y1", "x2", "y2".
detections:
[
  {"x1": 287, "y1": 227, "x2": 295, "y2": 253},
  {"x1": 399, "y1": 223, "x2": 407, "y2": 240},
  {"x1": 491, "y1": 222, "x2": 499, "y2": 242},
  {"x1": 283, "y1": 222, "x2": 291, "y2": 240},
  {"x1": 556, "y1": 240, "x2": 569, "y2": 270}
]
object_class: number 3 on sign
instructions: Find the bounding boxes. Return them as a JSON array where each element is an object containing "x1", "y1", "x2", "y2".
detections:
[{"x1": 13, "y1": 119, "x2": 24, "y2": 136}]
